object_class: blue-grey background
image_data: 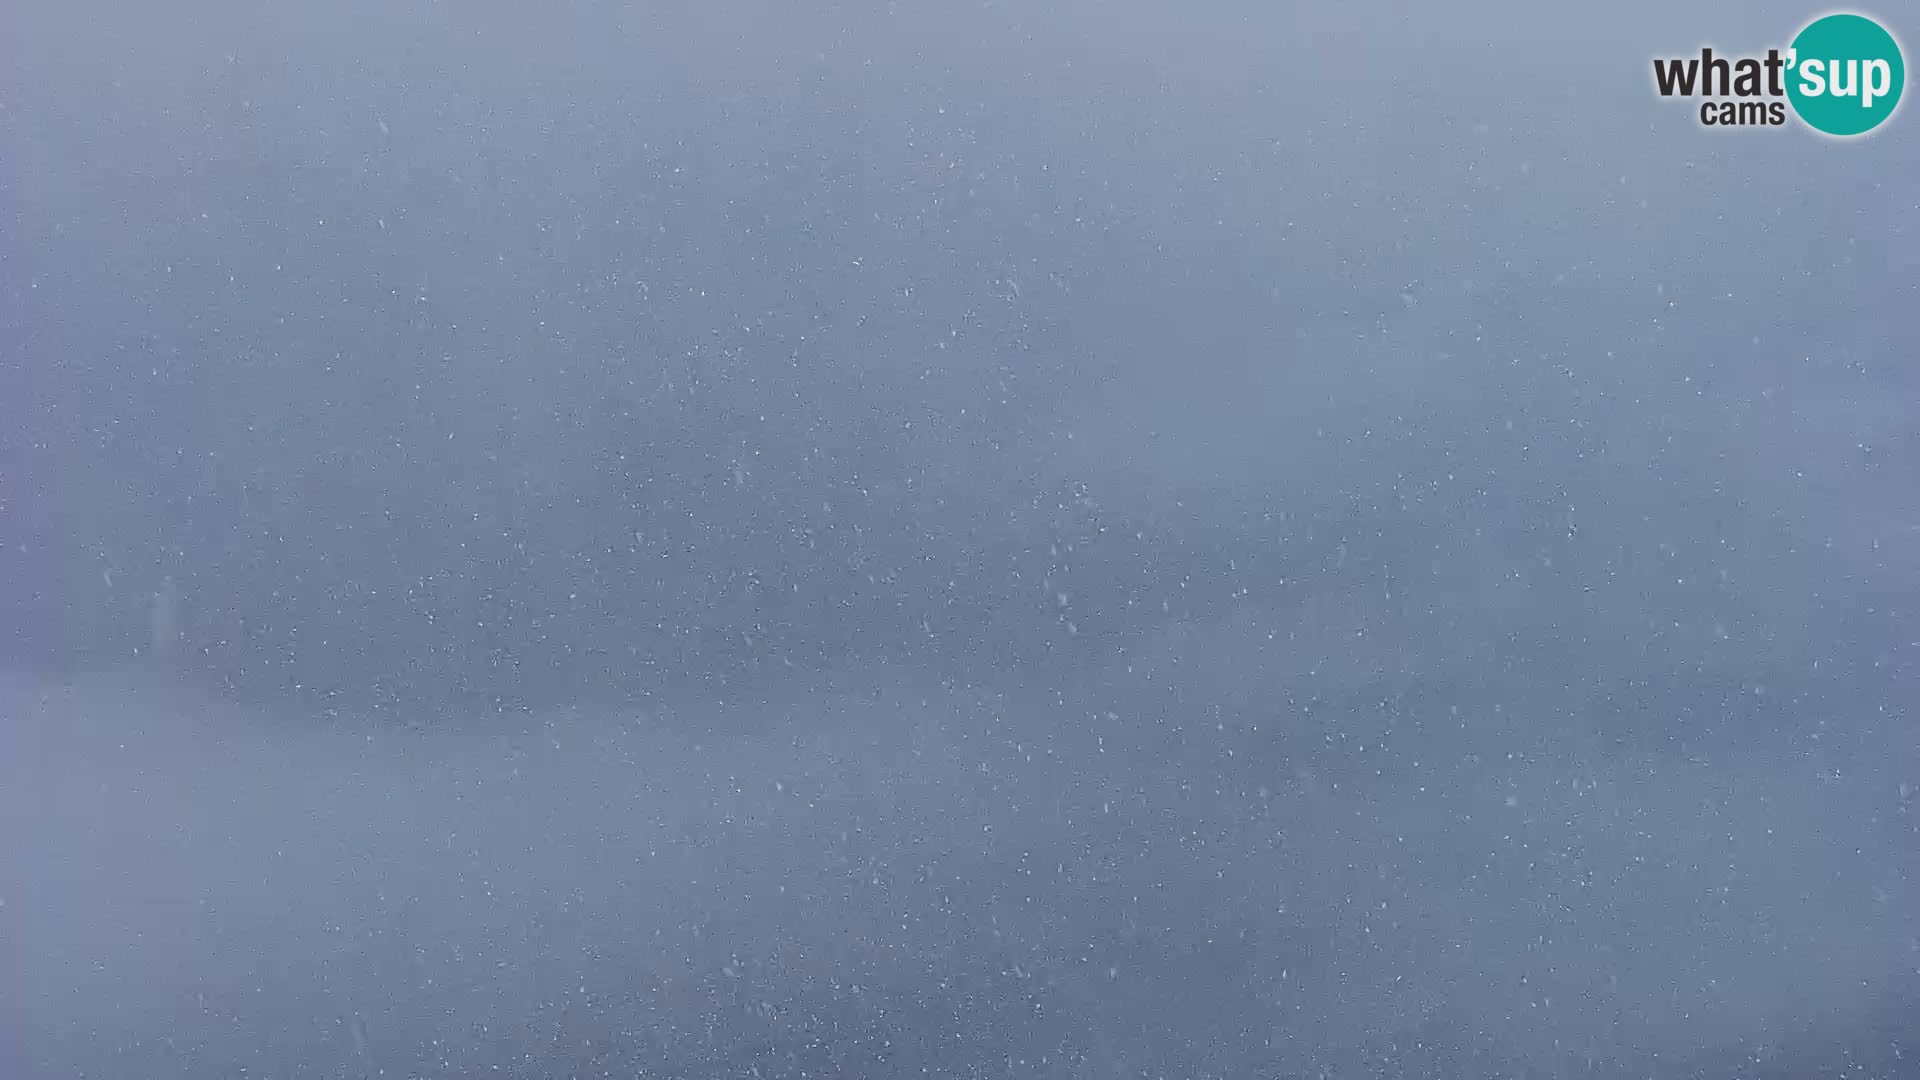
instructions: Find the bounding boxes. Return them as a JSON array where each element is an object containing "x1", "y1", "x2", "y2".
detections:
[{"x1": 4, "y1": 1, "x2": 1917, "y2": 1076}]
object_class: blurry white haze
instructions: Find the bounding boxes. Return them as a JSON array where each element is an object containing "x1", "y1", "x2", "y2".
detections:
[{"x1": 3, "y1": 1, "x2": 1916, "y2": 1077}]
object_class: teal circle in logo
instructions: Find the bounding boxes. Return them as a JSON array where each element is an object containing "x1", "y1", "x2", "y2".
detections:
[{"x1": 1786, "y1": 13, "x2": 1904, "y2": 136}]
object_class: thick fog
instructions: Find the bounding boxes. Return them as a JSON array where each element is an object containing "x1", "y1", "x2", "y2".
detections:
[{"x1": 4, "y1": 1, "x2": 1917, "y2": 1077}]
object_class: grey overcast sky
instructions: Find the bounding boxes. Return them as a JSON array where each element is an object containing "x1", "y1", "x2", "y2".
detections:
[{"x1": 3, "y1": 1, "x2": 1916, "y2": 1077}]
